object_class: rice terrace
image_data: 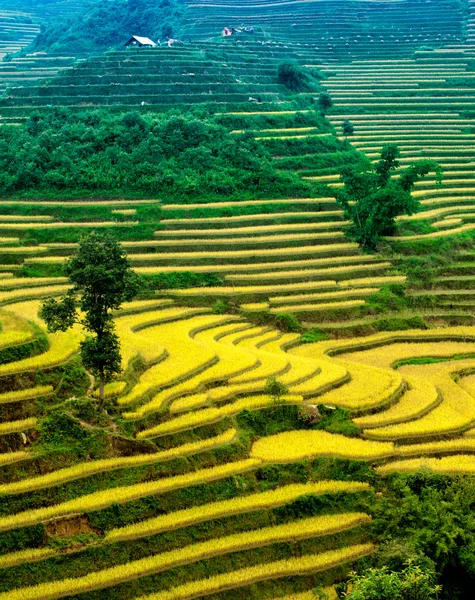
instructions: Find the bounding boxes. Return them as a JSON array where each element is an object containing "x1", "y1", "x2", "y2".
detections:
[{"x1": 2, "y1": 0, "x2": 475, "y2": 598}]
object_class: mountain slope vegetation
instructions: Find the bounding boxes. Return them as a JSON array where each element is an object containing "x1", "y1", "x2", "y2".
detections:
[{"x1": 30, "y1": 0, "x2": 184, "y2": 54}]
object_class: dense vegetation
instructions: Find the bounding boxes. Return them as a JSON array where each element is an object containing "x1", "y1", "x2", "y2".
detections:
[
  {"x1": 30, "y1": 0, "x2": 184, "y2": 54},
  {"x1": 0, "y1": 108, "x2": 311, "y2": 199}
]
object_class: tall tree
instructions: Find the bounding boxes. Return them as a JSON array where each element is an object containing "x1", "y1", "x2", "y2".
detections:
[
  {"x1": 40, "y1": 231, "x2": 141, "y2": 408},
  {"x1": 336, "y1": 144, "x2": 442, "y2": 250}
]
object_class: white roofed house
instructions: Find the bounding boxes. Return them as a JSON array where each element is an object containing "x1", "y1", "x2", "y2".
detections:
[{"x1": 125, "y1": 36, "x2": 156, "y2": 48}]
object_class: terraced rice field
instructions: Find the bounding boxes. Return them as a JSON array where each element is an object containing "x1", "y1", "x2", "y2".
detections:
[
  {"x1": 4, "y1": 285, "x2": 475, "y2": 595},
  {"x1": 0, "y1": 195, "x2": 399, "y2": 323},
  {"x1": 183, "y1": 0, "x2": 464, "y2": 59},
  {"x1": 0, "y1": 1, "x2": 87, "y2": 101},
  {"x1": 3, "y1": 0, "x2": 475, "y2": 596}
]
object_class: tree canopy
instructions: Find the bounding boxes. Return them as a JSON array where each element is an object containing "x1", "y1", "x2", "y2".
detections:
[
  {"x1": 336, "y1": 144, "x2": 442, "y2": 249},
  {"x1": 277, "y1": 61, "x2": 319, "y2": 92},
  {"x1": 30, "y1": 0, "x2": 184, "y2": 54},
  {"x1": 40, "y1": 231, "x2": 140, "y2": 405},
  {"x1": 0, "y1": 108, "x2": 310, "y2": 199}
]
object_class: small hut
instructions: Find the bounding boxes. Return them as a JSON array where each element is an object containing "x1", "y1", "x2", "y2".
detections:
[{"x1": 125, "y1": 36, "x2": 156, "y2": 48}]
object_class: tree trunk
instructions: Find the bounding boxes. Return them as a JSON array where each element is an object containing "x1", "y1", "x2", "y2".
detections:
[{"x1": 98, "y1": 376, "x2": 105, "y2": 411}]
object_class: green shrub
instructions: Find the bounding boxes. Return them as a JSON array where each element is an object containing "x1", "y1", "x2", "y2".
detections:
[{"x1": 277, "y1": 61, "x2": 317, "y2": 92}]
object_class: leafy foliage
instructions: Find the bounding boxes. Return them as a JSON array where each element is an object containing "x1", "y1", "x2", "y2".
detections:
[
  {"x1": 0, "y1": 109, "x2": 310, "y2": 200},
  {"x1": 342, "y1": 120, "x2": 354, "y2": 137},
  {"x1": 341, "y1": 561, "x2": 441, "y2": 599},
  {"x1": 40, "y1": 232, "x2": 140, "y2": 405},
  {"x1": 372, "y1": 472, "x2": 475, "y2": 599},
  {"x1": 318, "y1": 91, "x2": 333, "y2": 114},
  {"x1": 336, "y1": 145, "x2": 442, "y2": 249},
  {"x1": 264, "y1": 377, "x2": 289, "y2": 401},
  {"x1": 277, "y1": 61, "x2": 318, "y2": 92},
  {"x1": 30, "y1": 0, "x2": 184, "y2": 54}
]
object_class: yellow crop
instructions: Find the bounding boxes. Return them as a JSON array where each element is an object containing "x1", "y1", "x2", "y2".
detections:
[
  {"x1": 0, "y1": 246, "x2": 48, "y2": 254},
  {"x1": 276, "y1": 590, "x2": 337, "y2": 600},
  {"x1": 0, "y1": 327, "x2": 81, "y2": 376},
  {"x1": 397, "y1": 437, "x2": 475, "y2": 458},
  {"x1": 111, "y1": 209, "x2": 136, "y2": 215},
  {"x1": 340, "y1": 341, "x2": 475, "y2": 370},
  {"x1": 135, "y1": 254, "x2": 377, "y2": 275},
  {"x1": 270, "y1": 288, "x2": 378, "y2": 305},
  {"x1": 377, "y1": 455, "x2": 475, "y2": 476},
  {"x1": 92, "y1": 381, "x2": 126, "y2": 399},
  {"x1": 251, "y1": 430, "x2": 394, "y2": 463},
  {"x1": 0, "y1": 459, "x2": 260, "y2": 533},
  {"x1": 24, "y1": 256, "x2": 66, "y2": 264},
  {"x1": 0, "y1": 328, "x2": 34, "y2": 351},
  {"x1": 0, "y1": 429, "x2": 237, "y2": 496},
  {"x1": 162, "y1": 197, "x2": 328, "y2": 211},
  {"x1": 0, "y1": 451, "x2": 30, "y2": 466},
  {"x1": 137, "y1": 544, "x2": 375, "y2": 600},
  {"x1": 153, "y1": 232, "x2": 346, "y2": 247},
  {"x1": 390, "y1": 223, "x2": 475, "y2": 240},
  {"x1": 118, "y1": 314, "x2": 227, "y2": 406},
  {"x1": 270, "y1": 300, "x2": 366, "y2": 314},
  {"x1": 125, "y1": 324, "x2": 260, "y2": 420},
  {"x1": 337, "y1": 275, "x2": 406, "y2": 287},
  {"x1": 0, "y1": 417, "x2": 37, "y2": 436},
  {"x1": 118, "y1": 299, "x2": 174, "y2": 315},
  {"x1": 227, "y1": 263, "x2": 389, "y2": 282},
  {"x1": 115, "y1": 306, "x2": 204, "y2": 366},
  {"x1": 0, "y1": 547, "x2": 57, "y2": 570},
  {"x1": 229, "y1": 330, "x2": 289, "y2": 383},
  {"x1": 354, "y1": 375, "x2": 439, "y2": 429},
  {"x1": 398, "y1": 205, "x2": 471, "y2": 221},
  {"x1": 288, "y1": 360, "x2": 348, "y2": 397},
  {"x1": 169, "y1": 393, "x2": 209, "y2": 414},
  {"x1": 0, "y1": 517, "x2": 371, "y2": 600},
  {"x1": 0, "y1": 277, "x2": 68, "y2": 290},
  {"x1": 457, "y1": 373, "x2": 475, "y2": 398},
  {"x1": 291, "y1": 347, "x2": 402, "y2": 410},
  {"x1": 240, "y1": 302, "x2": 269, "y2": 311},
  {"x1": 231, "y1": 263, "x2": 391, "y2": 282},
  {"x1": 0, "y1": 284, "x2": 70, "y2": 307},
  {"x1": 298, "y1": 326, "x2": 475, "y2": 360},
  {"x1": 0, "y1": 384, "x2": 53, "y2": 406},
  {"x1": 137, "y1": 394, "x2": 303, "y2": 439},
  {"x1": 0, "y1": 200, "x2": 155, "y2": 207},
  {"x1": 0, "y1": 221, "x2": 137, "y2": 230},
  {"x1": 365, "y1": 360, "x2": 475, "y2": 440},
  {"x1": 171, "y1": 280, "x2": 337, "y2": 297},
  {"x1": 128, "y1": 243, "x2": 358, "y2": 262},
  {"x1": 157, "y1": 221, "x2": 344, "y2": 237},
  {"x1": 161, "y1": 210, "x2": 331, "y2": 226},
  {"x1": 106, "y1": 480, "x2": 370, "y2": 543}
]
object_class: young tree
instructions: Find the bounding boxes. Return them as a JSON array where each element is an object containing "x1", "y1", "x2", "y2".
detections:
[
  {"x1": 342, "y1": 119, "x2": 354, "y2": 138},
  {"x1": 336, "y1": 144, "x2": 442, "y2": 250},
  {"x1": 318, "y1": 91, "x2": 333, "y2": 114},
  {"x1": 40, "y1": 231, "x2": 141, "y2": 408}
]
